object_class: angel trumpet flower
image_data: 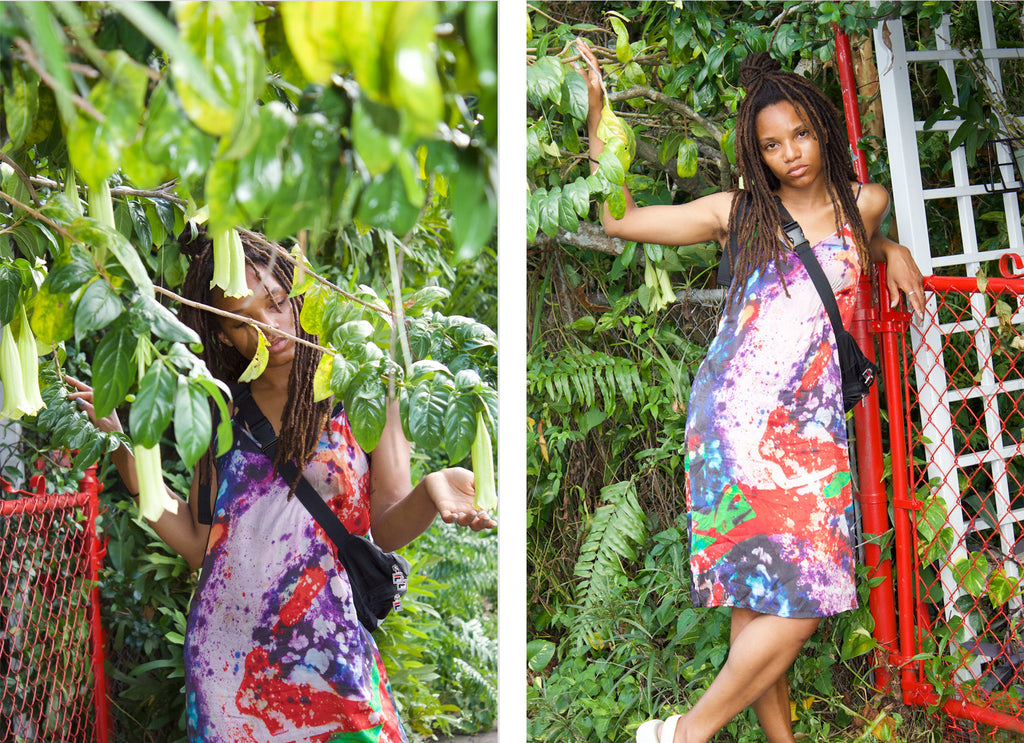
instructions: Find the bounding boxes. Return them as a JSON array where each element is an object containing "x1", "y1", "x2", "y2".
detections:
[
  {"x1": 17, "y1": 307, "x2": 44, "y2": 415},
  {"x1": 471, "y1": 411, "x2": 497, "y2": 512},
  {"x1": 135, "y1": 442, "x2": 177, "y2": 522},
  {"x1": 211, "y1": 227, "x2": 251, "y2": 299},
  {"x1": 0, "y1": 324, "x2": 27, "y2": 419},
  {"x1": 0, "y1": 318, "x2": 42, "y2": 420}
]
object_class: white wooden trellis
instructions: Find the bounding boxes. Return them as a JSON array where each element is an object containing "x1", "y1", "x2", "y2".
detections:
[{"x1": 874, "y1": 1, "x2": 1024, "y2": 684}]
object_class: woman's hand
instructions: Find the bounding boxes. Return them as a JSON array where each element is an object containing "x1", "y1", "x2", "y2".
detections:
[
  {"x1": 424, "y1": 468, "x2": 496, "y2": 531},
  {"x1": 64, "y1": 375, "x2": 125, "y2": 435},
  {"x1": 575, "y1": 39, "x2": 605, "y2": 117},
  {"x1": 883, "y1": 242, "x2": 926, "y2": 321}
]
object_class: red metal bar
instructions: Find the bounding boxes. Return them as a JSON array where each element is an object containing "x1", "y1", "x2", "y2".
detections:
[
  {"x1": 0, "y1": 490, "x2": 89, "y2": 515},
  {"x1": 834, "y1": 27, "x2": 870, "y2": 184},
  {"x1": 835, "y1": 25, "x2": 899, "y2": 690},
  {"x1": 903, "y1": 683, "x2": 1024, "y2": 734},
  {"x1": 874, "y1": 266, "x2": 922, "y2": 695},
  {"x1": 83, "y1": 465, "x2": 110, "y2": 743}
]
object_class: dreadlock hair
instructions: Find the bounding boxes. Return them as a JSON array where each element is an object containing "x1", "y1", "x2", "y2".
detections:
[
  {"x1": 725, "y1": 51, "x2": 872, "y2": 302},
  {"x1": 177, "y1": 226, "x2": 332, "y2": 496}
]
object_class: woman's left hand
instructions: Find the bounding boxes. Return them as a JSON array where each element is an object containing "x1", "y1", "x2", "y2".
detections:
[
  {"x1": 425, "y1": 468, "x2": 496, "y2": 531},
  {"x1": 884, "y1": 242, "x2": 926, "y2": 321}
]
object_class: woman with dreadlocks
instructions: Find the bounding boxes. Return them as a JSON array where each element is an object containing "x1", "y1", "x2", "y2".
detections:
[
  {"x1": 576, "y1": 40, "x2": 923, "y2": 743},
  {"x1": 67, "y1": 228, "x2": 495, "y2": 742}
]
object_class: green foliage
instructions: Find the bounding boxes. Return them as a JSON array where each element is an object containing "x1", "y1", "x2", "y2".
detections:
[
  {"x1": 527, "y1": 3, "x2": 966, "y2": 741},
  {"x1": 375, "y1": 522, "x2": 498, "y2": 738},
  {"x1": 0, "y1": 1, "x2": 496, "y2": 738}
]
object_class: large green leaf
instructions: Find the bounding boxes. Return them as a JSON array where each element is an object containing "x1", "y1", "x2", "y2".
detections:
[
  {"x1": 405, "y1": 375, "x2": 452, "y2": 451},
  {"x1": 172, "y1": 2, "x2": 264, "y2": 137},
  {"x1": 0, "y1": 265, "x2": 23, "y2": 326},
  {"x1": 92, "y1": 317, "x2": 137, "y2": 419},
  {"x1": 356, "y1": 167, "x2": 420, "y2": 237},
  {"x1": 7, "y1": 65, "x2": 39, "y2": 150},
  {"x1": 131, "y1": 360, "x2": 176, "y2": 447},
  {"x1": 66, "y1": 50, "x2": 149, "y2": 188},
  {"x1": 444, "y1": 388, "x2": 477, "y2": 464},
  {"x1": 141, "y1": 81, "x2": 216, "y2": 187},
  {"x1": 130, "y1": 294, "x2": 200, "y2": 345},
  {"x1": 74, "y1": 278, "x2": 123, "y2": 338},
  {"x1": 29, "y1": 283, "x2": 77, "y2": 345},
  {"x1": 344, "y1": 365, "x2": 387, "y2": 452},
  {"x1": 67, "y1": 218, "x2": 154, "y2": 298},
  {"x1": 388, "y1": 2, "x2": 442, "y2": 139},
  {"x1": 278, "y1": 1, "x2": 345, "y2": 84},
  {"x1": 173, "y1": 377, "x2": 212, "y2": 468}
]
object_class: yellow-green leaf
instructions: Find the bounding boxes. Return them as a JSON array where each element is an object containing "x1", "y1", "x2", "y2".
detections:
[
  {"x1": 237, "y1": 327, "x2": 269, "y2": 383},
  {"x1": 677, "y1": 139, "x2": 699, "y2": 179}
]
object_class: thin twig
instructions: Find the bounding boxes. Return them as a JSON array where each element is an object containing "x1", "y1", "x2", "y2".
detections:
[
  {"x1": 153, "y1": 284, "x2": 329, "y2": 355},
  {"x1": 0, "y1": 153, "x2": 40, "y2": 206},
  {"x1": 28, "y1": 175, "x2": 187, "y2": 205},
  {"x1": 14, "y1": 38, "x2": 104, "y2": 122},
  {"x1": 0, "y1": 189, "x2": 75, "y2": 242}
]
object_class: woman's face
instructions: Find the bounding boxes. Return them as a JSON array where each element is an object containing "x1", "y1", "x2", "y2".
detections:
[
  {"x1": 214, "y1": 265, "x2": 297, "y2": 369},
  {"x1": 754, "y1": 101, "x2": 821, "y2": 188}
]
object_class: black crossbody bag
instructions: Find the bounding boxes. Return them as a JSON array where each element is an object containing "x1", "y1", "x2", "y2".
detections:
[
  {"x1": 224, "y1": 385, "x2": 410, "y2": 633},
  {"x1": 775, "y1": 201, "x2": 877, "y2": 411}
]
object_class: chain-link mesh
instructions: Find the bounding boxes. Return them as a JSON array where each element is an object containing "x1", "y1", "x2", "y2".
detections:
[
  {"x1": 1, "y1": 471, "x2": 104, "y2": 742},
  {"x1": 896, "y1": 277, "x2": 1024, "y2": 738}
]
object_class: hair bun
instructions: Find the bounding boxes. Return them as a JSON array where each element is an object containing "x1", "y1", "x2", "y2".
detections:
[
  {"x1": 177, "y1": 222, "x2": 211, "y2": 260},
  {"x1": 738, "y1": 52, "x2": 781, "y2": 91}
]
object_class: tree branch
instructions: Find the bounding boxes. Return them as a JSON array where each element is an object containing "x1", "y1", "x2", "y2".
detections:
[
  {"x1": 553, "y1": 222, "x2": 626, "y2": 255},
  {"x1": 609, "y1": 85, "x2": 725, "y2": 141},
  {"x1": 153, "y1": 285, "x2": 329, "y2": 355},
  {"x1": 14, "y1": 38, "x2": 104, "y2": 122}
]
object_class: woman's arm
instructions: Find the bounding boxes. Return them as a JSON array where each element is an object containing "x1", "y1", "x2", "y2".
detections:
[
  {"x1": 65, "y1": 375, "x2": 212, "y2": 569},
  {"x1": 858, "y1": 183, "x2": 926, "y2": 319},
  {"x1": 576, "y1": 38, "x2": 733, "y2": 247},
  {"x1": 368, "y1": 402, "x2": 494, "y2": 552}
]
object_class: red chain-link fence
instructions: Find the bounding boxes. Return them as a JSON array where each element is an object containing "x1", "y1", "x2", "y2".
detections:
[
  {"x1": 866, "y1": 261, "x2": 1024, "y2": 740},
  {"x1": 0, "y1": 463, "x2": 109, "y2": 743}
]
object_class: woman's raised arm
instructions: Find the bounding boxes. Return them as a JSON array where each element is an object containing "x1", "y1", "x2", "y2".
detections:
[
  {"x1": 65, "y1": 375, "x2": 212, "y2": 569},
  {"x1": 575, "y1": 38, "x2": 733, "y2": 248}
]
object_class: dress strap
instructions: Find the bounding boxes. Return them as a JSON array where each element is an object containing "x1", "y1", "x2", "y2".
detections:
[{"x1": 855, "y1": 182, "x2": 863, "y2": 201}]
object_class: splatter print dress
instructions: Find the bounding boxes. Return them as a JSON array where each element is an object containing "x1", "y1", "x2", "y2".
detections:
[
  {"x1": 185, "y1": 406, "x2": 406, "y2": 743},
  {"x1": 684, "y1": 224, "x2": 861, "y2": 618}
]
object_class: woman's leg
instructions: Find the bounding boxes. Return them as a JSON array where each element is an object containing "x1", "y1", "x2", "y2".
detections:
[
  {"x1": 672, "y1": 611, "x2": 820, "y2": 743},
  {"x1": 730, "y1": 609, "x2": 797, "y2": 743}
]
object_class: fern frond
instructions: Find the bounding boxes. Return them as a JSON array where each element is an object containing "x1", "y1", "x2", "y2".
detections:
[{"x1": 568, "y1": 480, "x2": 648, "y2": 650}]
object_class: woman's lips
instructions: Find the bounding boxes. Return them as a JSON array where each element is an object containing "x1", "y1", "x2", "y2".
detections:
[{"x1": 788, "y1": 164, "x2": 808, "y2": 177}]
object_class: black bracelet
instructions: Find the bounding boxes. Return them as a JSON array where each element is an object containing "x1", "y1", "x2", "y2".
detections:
[{"x1": 589, "y1": 157, "x2": 599, "y2": 165}]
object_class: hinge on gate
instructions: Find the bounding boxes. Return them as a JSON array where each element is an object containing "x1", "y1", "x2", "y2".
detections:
[{"x1": 892, "y1": 497, "x2": 923, "y2": 512}]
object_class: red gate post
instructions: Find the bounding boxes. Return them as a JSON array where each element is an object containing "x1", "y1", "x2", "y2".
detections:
[
  {"x1": 872, "y1": 267, "x2": 920, "y2": 696},
  {"x1": 82, "y1": 464, "x2": 110, "y2": 743},
  {"x1": 835, "y1": 25, "x2": 900, "y2": 690}
]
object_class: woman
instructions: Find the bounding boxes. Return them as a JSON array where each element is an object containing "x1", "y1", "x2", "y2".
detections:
[
  {"x1": 576, "y1": 40, "x2": 923, "y2": 743},
  {"x1": 68, "y1": 230, "x2": 495, "y2": 742}
]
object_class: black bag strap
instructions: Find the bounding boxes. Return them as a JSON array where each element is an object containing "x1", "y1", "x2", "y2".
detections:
[
  {"x1": 231, "y1": 385, "x2": 365, "y2": 556},
  {"x1": 717, "y1": 192, "x2": 751, "y2": 287},
  {"x1": 774, "y1": 196, "x2": 847, "y2": 336}
]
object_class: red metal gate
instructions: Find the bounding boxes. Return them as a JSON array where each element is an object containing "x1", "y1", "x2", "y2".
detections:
[
  {"x1": 0, "y1": 463, "x2": 110, "y2": 742},
  {"x1": 856, "y1": 262, "x2": 1024, "y2": 739}
]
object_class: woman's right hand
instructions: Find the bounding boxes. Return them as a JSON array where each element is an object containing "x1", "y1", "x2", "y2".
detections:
[
  {"x1": 575, "y1": 38, "x2": 605, "y2": 122},
  {"x1": 64, "y1": 375, "x2": 125, "y2": 435}
]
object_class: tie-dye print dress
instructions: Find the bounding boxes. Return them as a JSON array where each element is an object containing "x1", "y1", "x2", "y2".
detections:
[
  {"x1": 684, "y1": 224, "x2": 860, "y2": 618},
  {"x1": 184, "y1": 406, "x2": 407, "y2": 743}
]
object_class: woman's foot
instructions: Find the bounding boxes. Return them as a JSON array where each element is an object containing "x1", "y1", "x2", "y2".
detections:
[{"x1": 636, "y1": 714, "x2": 681, "y2": 743}]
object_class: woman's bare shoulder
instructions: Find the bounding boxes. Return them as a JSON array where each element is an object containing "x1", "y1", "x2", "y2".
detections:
[{"x1": 855, "y1": 182, "x2": 891, "y2": 223}]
